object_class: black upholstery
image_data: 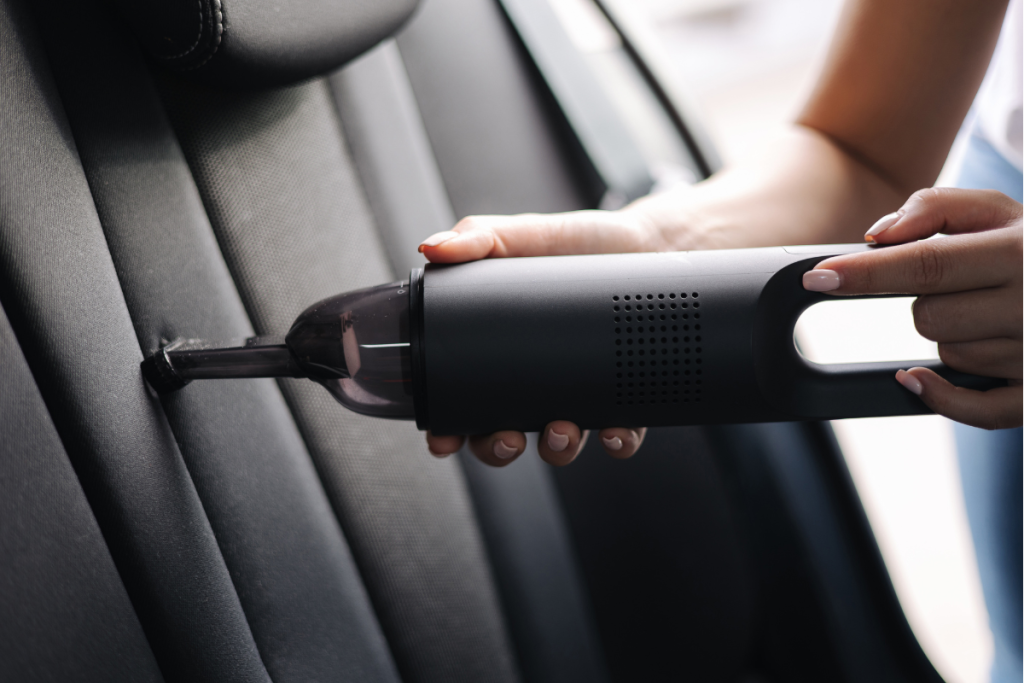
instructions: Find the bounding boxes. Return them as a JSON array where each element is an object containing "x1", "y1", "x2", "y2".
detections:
[
  {"x1": 460, "y1": 442, "x2": 612, "y2": 683},
  {"x1": 0, "y1": 3, "x2": 270, "y2": 680},
  {"x1": 0, "y1": 0, "x2": 945, "y2": 680},
  {"x1": 31, "y1": 1, "x2": 404, "y2": 680},
  {"x1": 155, "y1": 70, "x2": 520, "y2": 683},
  {"x1": 115, "y1": 0, "x2": 418, "y2": 88},
  {"x1": 397, "y1": 0, "x2": 594, "y2": 215},
  {"x1": 553, "y1": 427, "x2": 756, "y2": 682},
  {"x1": 329, "y1": 41, "x2": 449, "y2": 276},
  {"x1": 0, "y1": 303, "x2": 163, "y2": 683}
]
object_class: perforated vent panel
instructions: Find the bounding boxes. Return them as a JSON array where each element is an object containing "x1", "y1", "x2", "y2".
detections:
[{"x1": 612, "y1": 292, "x2": 704, "y2": 406}]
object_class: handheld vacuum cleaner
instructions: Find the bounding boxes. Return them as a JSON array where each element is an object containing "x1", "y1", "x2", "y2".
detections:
[{"x1": 142, "y1": 244, "x2": 999, "y2": 434}]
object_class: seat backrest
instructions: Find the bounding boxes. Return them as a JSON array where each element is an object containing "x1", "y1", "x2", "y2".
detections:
[{"x1": 0, "y1": 0, "x2": 945, "y2": 681}]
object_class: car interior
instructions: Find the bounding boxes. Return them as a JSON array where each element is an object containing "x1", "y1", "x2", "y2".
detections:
[{"x1": 0, "y1": 0, "x2": 950, "y2": 680}]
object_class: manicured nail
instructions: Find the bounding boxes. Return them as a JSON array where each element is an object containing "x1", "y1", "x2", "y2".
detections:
[
  {"x1": 602, "y1": 436, "x2": 623, "y2": 451},
  {"x1": 803, "y1": 269, "x2": 841, "y2": 292},
  {"x1": 896, "y1": 369, "x2": 923, "y2": 396},
  {"x1": 431, "y1": 452, "x2": 453, "y2": 459},
  {"x1": 493, "y1": 439, "x2": 518, "y2": 460},
  {"x1": 418, "y1": 231, "x2": 460, "y2": 252},
  {"x1": 864, "y1": 211, "x2": 902, "y2": 242},
  {"x1": 546, "y1": 430, "x2": 570, "y2": 452}
]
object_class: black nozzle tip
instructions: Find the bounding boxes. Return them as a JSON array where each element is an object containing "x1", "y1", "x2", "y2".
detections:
[{"x1": 141, "y1": 345, "x2": 190, "y2": 394}]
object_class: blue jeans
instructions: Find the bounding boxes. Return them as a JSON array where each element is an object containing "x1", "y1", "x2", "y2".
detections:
[{"x1": 954, "y1": 133, "x2": 1022, "y2": 683}]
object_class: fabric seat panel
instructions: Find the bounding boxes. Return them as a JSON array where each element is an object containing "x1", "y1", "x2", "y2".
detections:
[
  {"x1": 29, "y1": 2, "x2": 404, "y2": 679},
  {"x1": 397, "y1": 0, "x2": 592, "y2": 217},
  {"x1": 329, "y1": 41, "x2": 455, "y2": 277},
  {"x1": 0, "y1": 303, "x2": 164, "y2": 683},
  {"x1": 0, "y1": 2, "x2": 270, "y2": 680},
  {"x1": 157, "y1": 75, "x2": 521, "y2": 683}
]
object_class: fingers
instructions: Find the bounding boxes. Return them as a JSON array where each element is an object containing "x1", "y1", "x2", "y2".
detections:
[
  {"x1": 913, "y1": 290, "x2": 1023, "y2": 342},
  {"x1": 540, "y1": 424, "x2": 648, "y2": 464},
  {"x1": 431, "y1": 424, "x2": 646, "y2": 466},
  {"x1": 805, "y1": 226, "x2": 1020, "y2": 296},
  {"x1": 598, "y1": 427, "x2": 647, "y2": 459},
  {"x1": 538, "y1": 421, "x2": 589, "y2": 467},
  {"x1": 865, "y1": 188, "x2": 1022, "y2": 244},
  {"x1": 467, "y1": 430, "x2": 528, "y2": 467},
  {"x1": 896, "y1": 368, "x2": 1022, "y2": 430},
  {"x1": 426, "y1": 431, "x2": 464, "y2": 459},
  {"x1": 939, "y1": 339, "x2": 1023, "y2": 380},
  {"x1": 417, "y1": 210, "x2": 657, "y2": 264}
]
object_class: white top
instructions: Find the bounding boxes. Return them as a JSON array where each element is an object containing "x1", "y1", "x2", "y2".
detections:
[{"x1": 976, "y1": 0, "x2": 1023, "y2": 170}]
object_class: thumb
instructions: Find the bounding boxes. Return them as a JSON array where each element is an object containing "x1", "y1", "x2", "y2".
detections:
[
  {"x1": 865, "y1": 188, "x2": 1022, "y2": 245},
  {"x1": 417, "y1": 210, "x2": 657, "y2": 264},
  {"x1": 896, "y1": 367, "x2": 1021, "y2": 430}
]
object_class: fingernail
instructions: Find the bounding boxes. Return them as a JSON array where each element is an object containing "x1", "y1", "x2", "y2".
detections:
[
  {"x1": 602, "y1": 436, "x2": 623, "y2": 451},
  {"x1": 546, "y1": 430, "x2": 570, "y2": 452},
  {"x1": 896, "y1": 369, "x2": 923, "y2": 396},
  {"x1": 431, "y1": 452, "x2": 453, "y2": 459},
  {"x1": 493, "y1": 439, "x2": 518, "y2": 460},
  {"x1": 864, "y1": 211, "x2": 902, "y2": 242},
  {"x1": 418, "y1": 231, "x2": 460, "y2": 252},
  {"x1": 803, "y1": 269, "x2": 841, "y2": 292}
]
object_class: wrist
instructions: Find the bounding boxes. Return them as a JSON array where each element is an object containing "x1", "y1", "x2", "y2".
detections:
[{"x1": 622, "y1": 184, "x2": 759, "y2": 253}]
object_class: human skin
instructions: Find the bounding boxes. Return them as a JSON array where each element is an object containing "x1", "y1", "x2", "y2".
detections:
[
  {"x1": 807, "y1": 188, "x2": 1022, "y2": 430},
  {"x1": 420, "y1": 0, "x2": 1018, "y2": 466}
]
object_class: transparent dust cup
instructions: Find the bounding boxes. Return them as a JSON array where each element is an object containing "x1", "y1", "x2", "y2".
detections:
[{"x1": 285, "y1": 280, "x2": 415, "y2": 419}]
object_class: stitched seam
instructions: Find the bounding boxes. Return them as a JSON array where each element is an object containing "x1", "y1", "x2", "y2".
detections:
[
  {"x1": 160, "y1": 0, "x2": 204, "y2": 60},
  {"x1": 183, "y1": 0, "x2": 223, "y2": 70}
]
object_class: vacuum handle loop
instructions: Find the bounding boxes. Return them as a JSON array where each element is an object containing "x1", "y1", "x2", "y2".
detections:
[{"x1": 752, "y1": 257, "x2": 1004, "y2": 420}]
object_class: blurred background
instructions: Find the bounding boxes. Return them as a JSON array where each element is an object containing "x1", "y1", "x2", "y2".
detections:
[{"x1": 621, "y1": 1, "x2": 993, "y2": 682}]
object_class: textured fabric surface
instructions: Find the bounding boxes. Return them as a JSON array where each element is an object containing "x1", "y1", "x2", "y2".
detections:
[
  {"x1": 397, "y1": 0, "x2": 591, "y2": 217},
  {"x1": 330, "y1": 40, "x2": 453, "y2": 276},
  {"x1": 553, "y1": 427, "x2": 756, "y2": 682},
  {"x1": 0, "y1": 302, "x2": 164, "y2": 683},
  {"x1": 33, "y1": 0, "x2": 404, "y2": 680},
  {"x1": 708, "y1": 423, "x2": 941, "y2": 683},
  {"x1": 332, "y1": 34, "x2": 616, "y2": 683},
  {"x1": 460, "y1": 443, "x2": 611, "y2": 683},
  {"x1": 158, "y1": 74, "x2": 520, "y2": 683},
  {"x1": 0, "y1": 1, "x2": 269, "y2": 680}
]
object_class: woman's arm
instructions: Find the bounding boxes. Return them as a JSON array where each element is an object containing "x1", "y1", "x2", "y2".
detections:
[
  {"x1": 422, "y1": 0, "x2": 1012, "y2": 465},
  {"x1": 424, "y1": 0, "x2": 1008, "y2": 262}
]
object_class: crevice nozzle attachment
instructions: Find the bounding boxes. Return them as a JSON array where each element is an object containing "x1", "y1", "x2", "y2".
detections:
[
  {"x1": 142, "y1": 336, "x2": 304, "y2": 394},
  {"x1": 140, "y1": 280, "x2": 416, "y2": 419}
]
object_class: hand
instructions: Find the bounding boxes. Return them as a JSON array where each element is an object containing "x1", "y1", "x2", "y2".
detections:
[
  {"x1": 803, "y1": 188, "x2": 1022, "y2": 430},
  {"x1": 419, "y1": 208, "x2": 660, "y2": 466},
  {"x1": 415, "y1": 208, "x2": 666, "y2": 264}
]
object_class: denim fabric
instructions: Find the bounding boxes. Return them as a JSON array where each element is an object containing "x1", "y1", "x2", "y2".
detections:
[
  {"x1": 954, "y1": 132, "x2": 1023, "y2": 683},
  {"x1": 957, "y1": 133, "x2": 1024, "y2": 201}
]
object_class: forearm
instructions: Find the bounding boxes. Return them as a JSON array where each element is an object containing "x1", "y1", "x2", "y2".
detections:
[
  {"x1": 628, "y1": 0, "x2": 1006, "y2": 253},
  {"x1": 627, "y1": 124, "x2": 907, "y2": 250}
]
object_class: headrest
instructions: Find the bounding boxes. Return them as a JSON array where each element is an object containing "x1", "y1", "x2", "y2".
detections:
[{"x1": 119, "y1": 0, "x2": 419, "y2": 88}]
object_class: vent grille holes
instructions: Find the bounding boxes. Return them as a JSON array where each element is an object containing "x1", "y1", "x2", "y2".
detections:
[{"x1": 613, "y1": 292, "x2": 703, "y2": 406}]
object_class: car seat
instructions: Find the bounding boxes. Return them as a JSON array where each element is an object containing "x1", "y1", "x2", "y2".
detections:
[{"x1": 0, "y1": 0, "x2": 947, "y2": 680}]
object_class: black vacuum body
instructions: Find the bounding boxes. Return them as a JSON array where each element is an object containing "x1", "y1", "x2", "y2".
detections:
[{"x1": 143, "y1": 244, "x2": 998, "y2": 435}]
